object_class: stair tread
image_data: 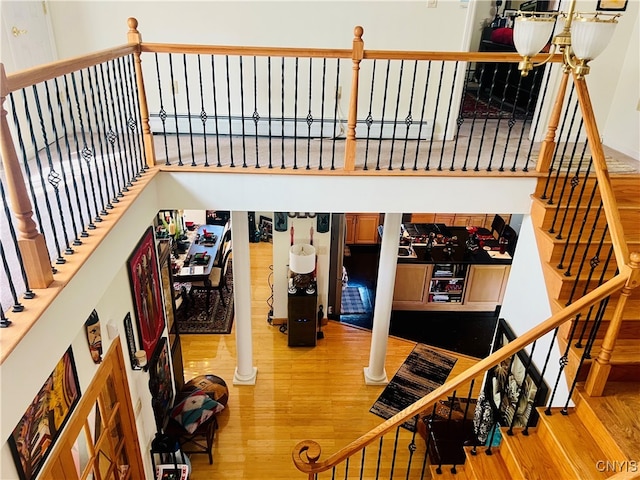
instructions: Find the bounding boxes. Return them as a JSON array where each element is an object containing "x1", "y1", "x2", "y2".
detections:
[
  {"x1": 500, "y1": 428, "x2": 578, "y2": 480},
  {"x1": 575, "y1": 383, "x2": 640, "y2": 460},
  {"x1": 539, "y1": 408, "x2": 610, "y2": 479},
  {"x1": 429, "y1": 464, "x2": 471, "y2": 479},
  {"x1": 463, "y1": 446, "x2": 510, "y2": 480}
]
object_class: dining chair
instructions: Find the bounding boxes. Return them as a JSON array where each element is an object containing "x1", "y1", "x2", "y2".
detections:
[
  {"x1": 191, "y1": 248, "x2": 233, "y2": 310},
  {"x1": 214, "y1": 228, "x2": 232, "y2": 267}
]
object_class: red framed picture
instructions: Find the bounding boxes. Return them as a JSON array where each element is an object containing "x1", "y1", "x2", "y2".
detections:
[{"x1": 128, "y1": 226, "x2": 165, "y2": 361}]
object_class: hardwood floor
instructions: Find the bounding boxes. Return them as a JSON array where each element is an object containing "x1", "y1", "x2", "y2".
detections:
[{"x1": 181, "y1": 241, "x2": 480, "y2": 479}]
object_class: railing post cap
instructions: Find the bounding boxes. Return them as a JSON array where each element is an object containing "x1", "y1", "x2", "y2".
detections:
[
  {"x1": 630, "y1": 251, "x2": 640, "y2": 266},
  {"x1": 128, "y1": 17, "x2": 139, "y2": 31},
  {"x1": 354, "y1": 26, "x2": 364, "y2": 39}
]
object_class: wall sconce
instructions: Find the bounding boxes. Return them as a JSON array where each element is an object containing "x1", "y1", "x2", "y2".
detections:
[
  {"x1": 513, "y1": 0, "x2": 620, "y2": 79},
  {"x1": 134, "y1": 350, "x2": 148, "y2": 370}
]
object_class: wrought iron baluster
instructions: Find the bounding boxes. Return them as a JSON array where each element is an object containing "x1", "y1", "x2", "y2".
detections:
[
  {"x1": 0, "y1": 236, "x2": 23, "y2": 312},
  {"x1": 123, "y1": 55, "x2": 145, "y2": 177},
  {"x1": 388, "y1": 59, "x2": 405, "y2": 170},
  {"x1": 0, "y1": 303, "x2": 12, "y2": 328},
  {"x1": 359, "y1": 445, "x2": 366, "y2": 480},
  {"x1": 481, "y1": 64, "x2": 514, "y2": 172},
  {"x1": 413, "y1": 60, "x2": 431, "y2": 171},
  {"x1": 363, "y1": 60, "x2": 377, "y2": 171},
  {"x1": 438, "y1": 61, "x2": 458, "y2": 172},
  {"x1": 113, "y1": 57, "x2": 136, "y2": 186},
  {"x1": 252, "y1": 56, "x2": 260, "y2": 168},
  {"x1": 10, "y1": 91, "x2": 58, "y2": 266},
  {"x1": 318, "y1": 58, "x2": 327, "y2": 170},
  {"x1": 388, "y1": 426, "x2": 401, "y2": 478},
  {"x1": 293, "y1": 57, "x2": 299, "y2": 170},
  {"x1": 196, "y1": 55, "x2": 209, "y2": 167},
  {"x1": 71, "y1": 70, "x2": 102, "y2": 224},
  {"x1": 374, "y1": 436, "x2": 384, "y2": 479},
  {"x1": 104, "y1": 60, "x2": 130, "y2": 194},
  {"x1": 182, "y1": 54, "x2": 196, "y2": 167},
  {"x1": 330, "y1": 59, "x2": 341, "y2": 171},
  {"x1": 343, "y1": 457, "x2": 349, "y2": 479},
  {"x1": 523, "y1": 65, "x2": 552, "y2": 172},
  {"x1": 168, "y1": 53, "x2": 183, "y2": 166},
  {"x1": 306, "y1": 58, "x2": 313, "y2": 170},
  {"x1": 449, "y1": 61, "x2": 472, "y2": 172},
  {"x1": 565, "y1": 198, "x2": 603, "y2": 283},
  {"x1": 154, "y1": 53, "x2": 171, "y2": 166},
  {"x1": 399, "y1": 61, "x2": 417, "y2": 172},
  {"x1": 62, "y1": 73, "x2": 95, "y2": 231},
  {"x1": 225, "y1": 55, "x2": 234, "y2": 167},
  {"x1": 97, "y1": 63, "x2": 123, "y2": 201},
  {"x1": 210, "y1": 55, "x2": 222, "y2": 167},
  {"x1": 498, "y1": 71, "x2": 526, "y2": 172},
  {"x1": 239, "y1": 56, "x2": 247, "y2": 168},
  {"x1": 36, "y1": 81, "x2": 76, "y2": 254},
  {"x1": 268, "y1": 56, "x2": 273, "y2": 168},
  {"x1": 375, "y1": 60, "x2": 391, "y2": 171},
  {"x1": 281, "y1": 57, "x2": 286, "y2": 169}
]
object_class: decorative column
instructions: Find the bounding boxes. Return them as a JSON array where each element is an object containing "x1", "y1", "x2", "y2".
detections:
[
  {"x1": 0, "y1": 65, "x2": 53, "y2": 288},
  {"x1": 231, "y1": 211, "x2": 257, "y2": 385},
  {"x1": 344, "y1": 26, "x2": 364, "y2": 172},
  {"x1": 364, "y1": 212, "x2": 402, "y2": 385},
  {"x1": 127, "y1": 17, "x2": 156, "y2": 169}
]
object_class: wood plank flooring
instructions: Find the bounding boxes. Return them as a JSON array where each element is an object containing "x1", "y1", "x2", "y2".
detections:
[{"x1": 181, "y1": 241, "x2": 480, "y2": 479}]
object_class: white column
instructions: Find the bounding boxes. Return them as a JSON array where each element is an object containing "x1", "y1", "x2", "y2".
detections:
[
  {"x1": 231, "y1": 211, "x2": 257, "y2": 385},
  {"x1": 364, "y1": 212, "x2": 402, "y2": 385}
]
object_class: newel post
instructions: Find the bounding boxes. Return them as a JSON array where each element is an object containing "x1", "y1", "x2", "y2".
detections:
[
  {"x1": 585, "y1": 252, "x2": 640, "y2": 396},
  {"x1": 127, "y1": 17, "x2": 156, "y2": 169},
  {"x1": 0, "y1": 64, "x2": 54, "y2": 288},
  {"x1": 343, "y1": 26, "x2": 364, "y2": 172},
  {"x1": 535, "y1": 69, "x2": 570, "y2": 174}
]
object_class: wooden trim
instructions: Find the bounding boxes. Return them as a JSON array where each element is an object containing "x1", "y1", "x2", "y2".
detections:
[
  {"x1": 3, "y1": 45, "x2": 136, "y2": 94},
  {"x1": 140, "y1": 43, "x2": 351, "y2": 59},
  {"x1": 293, "y1": 272, "x2": 628, "y2": 474},
  {"x1": 362, "y1": 50, "x2": 563, "y2": 63}
]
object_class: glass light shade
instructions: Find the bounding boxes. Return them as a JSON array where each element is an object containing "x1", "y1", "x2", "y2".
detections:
[
  {"x1": 571, "y1": 15, "x2": 618, "y2": 60},
  {"x1": 513, "y1": 16, "x2": 556, "y2": 57}
]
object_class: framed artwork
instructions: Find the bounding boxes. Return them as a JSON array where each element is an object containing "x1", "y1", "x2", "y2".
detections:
[
  {"x1": 274, "y1": 212, "x2": 288, "y2": 232},
  {"x1": 123, "y1": 312, "x2": 141, "y2": 370},
  {"x1": 487, "y1": 319, "x2": 549, "y2": 429},
  {"x1": 84, "y1": 309, "x2": 102, "y2": 364},
  {"x1": 127, "y1": 226, "x2": 165, "y2": 361},
  {"x1": 596, "y1": 0, "x2": 627, "y2": 10},
  {"x1": 316, "y1": 213, "x2": 330, "y2": 233},
  {"x1": 148, "y1": 337, "x2": 174, "y2": 431},
  {"x1": 259, "y1": 215, "x2": 273, "y2": 241},
  {"x1": 8, "y1": 347, "x2": 80, "y2": 480}
]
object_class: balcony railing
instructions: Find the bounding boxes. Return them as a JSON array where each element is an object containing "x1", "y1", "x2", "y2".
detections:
[{"x1": 0, "y1": 17, "x2": 637, "y2": 478}]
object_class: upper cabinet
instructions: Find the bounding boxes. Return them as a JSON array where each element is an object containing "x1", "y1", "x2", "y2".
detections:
[
  {"x1": 410, "y1": 213, "x2": 511, "y2": 229},
  {"x1": 345, "y1": 214, "x2": 381, "y2": 245}
]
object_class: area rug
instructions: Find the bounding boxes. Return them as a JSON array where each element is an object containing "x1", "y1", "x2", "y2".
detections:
[
  {"x1": 341, "y1": 286, "x2": 367, "y2": 314},
  {"x1": 174, "y1": 261, "x2": 234, "y2": 334},
  {"x1": 460, "y1": 91, "x2": 510, "y2": 119},
  {"x1": 370, "y1": 344, "x2": 457, "y2": 431}
]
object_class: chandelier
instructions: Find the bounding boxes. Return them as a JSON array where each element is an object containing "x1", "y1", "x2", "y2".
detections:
[{"x1": 513, "y1": 0, "x2": 620, "y2": 79}]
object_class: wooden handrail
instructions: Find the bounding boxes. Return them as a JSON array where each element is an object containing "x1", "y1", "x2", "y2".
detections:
[
  {"x1": 140, "y1": 43, "x2": 352, "y2": 59},
  {"x1": 2, "y1": 45, "x2": 136, "y2": 95},
  {"x1": 362, "y1": 50, "x2": 563, "y2": 63},
  {"x1": 293, "y1": 271, "x2": 629, "y2": 474}
]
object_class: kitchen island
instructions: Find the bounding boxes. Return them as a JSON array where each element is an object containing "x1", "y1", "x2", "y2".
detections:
[{"x1": 393, "y1": 225, "x2": 513, "y2": 312}]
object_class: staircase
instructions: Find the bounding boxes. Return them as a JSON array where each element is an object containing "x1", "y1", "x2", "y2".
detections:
[{"x1": 429, "y1": 173, "x2": 640, "y2": 479}]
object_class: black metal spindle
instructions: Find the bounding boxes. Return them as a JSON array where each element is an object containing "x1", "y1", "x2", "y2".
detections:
[
  {"x1": 522, "y1": 65, "x2": 552, "y2": 172},
  {"x1": 359, "y1": 445, "x2": 366, "y2": 480},
  {"x1": 196, "y1": 55, "x2": 210, "y2": 167},
  {"x1": 363, "y1": 60, "x2": 377, "y2": 171},
  {"x1": 104, "y1": 60, "x2": 130, "y2": 194},
  {"x1": 280, "y1": 57, "x2": 286, "y2": 169},
  {"x1": 252, "y1": 56, "x2": 260, "y2": 168},
  {"x1": 35, "y1": 81, "x2": 76, "y2": 254},
  {"x1": 0, "y1": 239, "x2": 23, "y2": 312},
  {"x1": 306, "y1": 58, "x2": 313, "y2": 170},
  {"x1": 239, "y1": 56, "x2": 247, "y2": 168},
  {"x1": 97, "y1": 63, "x2": 123, "y2": 201},
  {"x1": 388, "y1": 426, "x2": 401, "y2": 478},
  {"x1": 293, "y1": 57, "x2": 299, "y2": 170},
  {"x1": 481, "y1": 64, "x2": 513, "y2": 172},
  {"x1": 497, "y1": 74, "x2": 523, "y2": 172},
  {"x1": 155, "y1": 53, "x2": 171, "y2": 166},
  {"x1": 388, "y1": 60, "x2": 405, "y2": 170},
  {"x1": 421, "y1": 403, "x2": 438, "y2": 475},
  {"x1": 124, "y1": 55, "x2": 145, "y2": 177},
  {"x1": 88, "y1": 65, "x2": 116, "y2": 209},
  {"x1": 210, "y1": 55, "x2": 222, "y2": 167},
  {"x1": 413, "y1": 61, "x2": 431, "y2": 171},
  {"x1": 438, "y1": 61, "x2": 458, "y2": 172},
  {"x1": 182, "y1": 54, "x2": 197, "y2": 167},
  {"x1": 343, "y1": 457, "x2": 349, "y2": 479},
  {"x1": 374, "y1": 436, "x2": 384, "y2": 478},
  {"x1": 0, "y1": 303, "x2": 12, "y2": 328},
  {"x1": 399, "y1": 61, "x2": 418, "y2": 172},
  {"x1": 62, "y1": 73, "x2": 95, "y2": 231},
  {"x1": 168, "y1": 54, "x2": 184, "y2": 167},
  {"x1": 113, "y1": 57, "x2": 136, "y2": 186},
  {"x1": 71, "y1": 70, "x2": 102, "y2": 224},
  {"x1": 330, "y1": 59, "x2": 341, "y2": 171},
  {"x1": 10, "y1": 91, "x2": 58, "y2": 266},
  {"x1": 268, "y1": 56, "x2": 273, "y2": 169},
  {"x1": 225, "y1": 55, "x2": 235, "y2": 167},
  {"x1": 1, "y1": 168, "x2": 35, "y2": 301},
  {"x1": 318, "y1": 58, "x2": 327, "y2": 170},
  {"x1": 565, "y1": 200, "x2": 603, "y2": 282},
  {"x1": 375, "y1": 60, "x2": 391, "y2": 171}
]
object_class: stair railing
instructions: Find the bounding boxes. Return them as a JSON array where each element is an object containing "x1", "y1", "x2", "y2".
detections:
[{"x1": 292, "y1": 273, "x2": 628, "y2": 478}]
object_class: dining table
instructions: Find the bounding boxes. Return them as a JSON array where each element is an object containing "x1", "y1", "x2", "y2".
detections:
[{"x1": 173, "y1": 224, "x2": 224, "y2": 283}]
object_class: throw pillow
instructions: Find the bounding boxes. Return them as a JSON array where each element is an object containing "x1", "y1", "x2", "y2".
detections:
[{"x1": 170, "y1": 390, "x2": 224, "y2": 434}]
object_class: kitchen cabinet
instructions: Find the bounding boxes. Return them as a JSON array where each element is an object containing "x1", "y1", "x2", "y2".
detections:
[
  {"x1": 393, "y1": 264, "x2": 432, "y2": 306},
  {"x1": 409, "y1": 213, "x2": 511, "y2": 230},
  {"x1": 345, "y1": 213, "x2": 381, "y2": 245},
  {"x1": 463, "y1": 265, "x2": 511, "y2": 309}
]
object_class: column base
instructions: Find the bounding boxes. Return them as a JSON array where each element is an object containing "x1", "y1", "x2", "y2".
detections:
[
  {"x1": 363, "y1": 366, "x2": 388, "y2": 385},
  {"x1": 233, "y1": 366, "x2": 258, "y2": 385}
]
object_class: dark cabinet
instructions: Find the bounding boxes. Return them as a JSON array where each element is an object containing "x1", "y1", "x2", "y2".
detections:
[{"x1": 287, "y1": 292, "x2": 318, "y2": 347}]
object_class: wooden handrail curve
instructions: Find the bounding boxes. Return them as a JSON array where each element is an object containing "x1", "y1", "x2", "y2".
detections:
[{"x1": 292, "y1": 271, "x2": 629, "y2": 475}]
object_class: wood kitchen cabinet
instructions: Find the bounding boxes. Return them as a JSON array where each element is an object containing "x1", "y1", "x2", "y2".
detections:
[
  {"x1": 463, "y1": 265, "x2": 511, "y2": 309},
  {"x1": 409, "y1": 213, "x2": 511, "y2": 230},
  {"x1": 393, "y1": 264, "x2": 432, "y2": 306},
  {"x1": 345, "y1": 213, "x2": 381, "y2": 244}
]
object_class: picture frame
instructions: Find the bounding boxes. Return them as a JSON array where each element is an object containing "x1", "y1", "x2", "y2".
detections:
[
  {"x1": 8, "y1": 347, "x2": 80, "y2": 480},
  {"x1": 596, "y1": 0, "x2": 627, "y2": 10},
  {"x1": 259, "y1": 215, "x2": 273, "y2": 241},
  {"x1": 148, "y1": 337, "x2": 174, "y2": 431},
  {"x1": 123, "y1": 312, "x2": 140, "y2": 370},
  {"x1": 487, "y1": 319, "x2": 549, "y2": 429},
  {"x1": 274, "y1": 212, "x2": 288, "y2": 232},
  {"x1": 127, "y1": 226, "x2": 165, "y2": 362}
]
